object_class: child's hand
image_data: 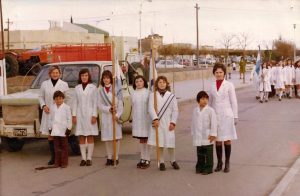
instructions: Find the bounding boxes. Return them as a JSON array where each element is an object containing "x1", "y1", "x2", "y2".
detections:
[
  {"x1": 91, "y1": 116, "x2": 97, "y2": 124},
  {"x1": 109, "y1": 106, "x2": 116, "y2": 114},
  {"x1": 65, "y1": 129, "x2": 71, "y2": 136},
  {"x1": 152, "y1": 119, "x2": 159, "y2": 128},
  {"x1": 72, "y1": 116, "x2": 77, "y2": 124},
  {"x1": 114, "y1": 115, "x2": 119, "y2": 122},
  {"x1": 43, "y1": 105, "x2": 50, "y2": 114},
  {"x1": 208, "y1": 135, "x2": 216, "y2": 143},
  {"x1": 169, "y1": 123, "x2": 176, "y2": 131}
]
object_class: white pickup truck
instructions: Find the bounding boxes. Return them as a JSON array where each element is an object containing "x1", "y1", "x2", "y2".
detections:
[{"x1": 0, "y1": 61, "x2": 135, "y2": 153}]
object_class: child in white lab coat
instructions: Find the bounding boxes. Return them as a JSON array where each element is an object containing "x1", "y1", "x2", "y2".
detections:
[
  {"x1": 148, "y1": 76, "x2": 179, "y2": 171},
  {"x1": 72, "y1": 68, "x2": 99, "y2": 166},
  {"x1": 295, "y1": 60, "x2": 300, "y2": 98},
  {"x1": 131, "y1": 75, "x2": 151, "y2": 169},
  {"x1": 98, "y1": 70, "x2": 123, "y2": 166},
  {"x1": 258, "y1": 62, "x2": 271, "y2": 103},
  {"x1": 191, "y1": 91, "x2": 217, "y2": 174},
  {"x1": 274, "y1": 61, "x2": 286, "y2": 101},
  {"x1": 48, "y1": 91, "x2": 72, "y2": 168}
]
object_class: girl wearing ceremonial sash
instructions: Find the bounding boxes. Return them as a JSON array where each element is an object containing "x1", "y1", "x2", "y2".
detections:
[
  {"x1": 148, "y1": 76, "x2": 180, "y2": 171},
  {"x1": 72, "y1": 69, "x2": 99, "y2": 166},
  {"x1": 39, "y1": 65, "x2": 70, "y2": 165},
  {"x1": 131, "y1": 75, "x2": 151, "y2": 169},
  {"x1": 258, "y1": 62, "x2": 271, "y2": 103},
  {"x1": 209, "y1": 63, "x2": 238, "y2": 173},
  {"x1": 98, "y1": 70, "x2": 123, "y2": 166}
]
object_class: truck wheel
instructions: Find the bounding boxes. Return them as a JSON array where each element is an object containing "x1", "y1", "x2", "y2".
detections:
[
  {"x1": 5, "y1": 54, "x2": 19, "y2": 77},
  {"x1": 68, "y1": 135, "x2": 80, "y2": 155},
  {"x1": 1, "y1": 137, "x2": 25, "y2": 152},
  {"x1": 30, "y1": 63, "x2": 42, "y2": 76}
]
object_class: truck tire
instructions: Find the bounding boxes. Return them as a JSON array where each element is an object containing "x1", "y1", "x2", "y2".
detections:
[
  {"x1": 5, "y1": 54, "x2": 19, "y2": 77},
  {"x1": 1, "y1": 137, "x2": 25, "y2": 152},
  {"x1": 68, "y1": 135, "x2": 80, "y2": 155},
  {"x1": 30, "y1": 63, "x2": 42, "y2": 76}
]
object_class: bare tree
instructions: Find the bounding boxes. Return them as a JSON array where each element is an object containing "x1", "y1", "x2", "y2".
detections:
[
  {"x1": 219, "y1": 33, "x2": 236, "y2": 64},
  {"x1": 236, "y1": 32, "x2": 252, "y2": 56}
]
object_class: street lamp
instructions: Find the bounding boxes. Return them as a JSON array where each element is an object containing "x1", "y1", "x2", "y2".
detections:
[
  {"x1": 139, "y1": 0, "x2": 152, "y2": 59},
  {"x1": 95, "y1": 18, "x2": 110, "y2": 33},
  {"x1": 293, "y1": 24, "x2": 296, "y2": 60}
]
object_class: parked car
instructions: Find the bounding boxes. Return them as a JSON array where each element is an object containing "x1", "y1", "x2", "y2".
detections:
[
  {"x1": 178, "y1": 59, "x2": 191, "y2": 66},
  {"x1": 156, "y1": 60, "x2": 184, "y2": 68},
  {"x1": 0, "y1": 61, "x2": 133, "y2": 152}
]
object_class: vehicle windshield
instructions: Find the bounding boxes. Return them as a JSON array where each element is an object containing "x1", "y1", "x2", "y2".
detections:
[{"x1": 31, "y1": 64, "x2": 101, "y2": 89}]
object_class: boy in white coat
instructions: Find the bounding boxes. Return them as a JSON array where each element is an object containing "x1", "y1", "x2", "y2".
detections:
[
  {"x1": 148, "y1": 76, "x2": 179, "y2": 171},
  {"x1": 191, "y1": 91, "x2": 217, "y2": 174},
  {"x1": 48, "y1": 91, "x2": 72, "y2": 168}
]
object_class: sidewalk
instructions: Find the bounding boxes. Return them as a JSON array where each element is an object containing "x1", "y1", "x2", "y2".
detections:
[{"x1": 173, "y1": 72, "x2": 251, "y2": 103}]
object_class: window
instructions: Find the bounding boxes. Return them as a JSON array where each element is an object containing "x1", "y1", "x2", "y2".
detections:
[{"x1": 31, "y1": 64, "x2": 101, "y2": 89}]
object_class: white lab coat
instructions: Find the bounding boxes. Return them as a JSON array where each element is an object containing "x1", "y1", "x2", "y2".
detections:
[
  {"x1": 270, "y1": 67, "x2": 277, "y2": 85},
  {"x1": 258, "y1": 68, "x2": 271, "y2": 92},
  {"x1": 209, "y1": 80, "x2": 238, "y2": 141},
  {"x1": 72, "y1": 84, "x2": 99, "y2": 136},
  {"x1": 295, "y1": 68, "x2": 300, "y2": 85},
  {"x1": 191, "y1": 106, "x2": 217, "y2": 146},
  {"x1": 131, "y1": 88, "x2": 150, "y2": 138},
  {"x1": 98, "y1": 86, "x2": 123, "y2": 141},
  {"x1": 250, "y1": 66, "x2": 259, "y2": 92},
  {"x1": 274, "y1": 67, "x2": 286, "y2": 89},
  {"x1": 284, "y1": 66, "x2": 295, "y2": 85},
  {"x1": 148, "y1": 91, "x2": 179, "y2": 148},
  {"x1": 48, "y1": 103, "x2": 72, "y2": 137},
  {"x1": 39, "y1": 79, "x2": 70, "y2": 134}
]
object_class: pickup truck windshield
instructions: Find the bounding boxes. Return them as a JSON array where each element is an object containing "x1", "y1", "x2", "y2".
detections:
[{"x1": 31, "y1": 64, "x2": 100, "y2": 89}]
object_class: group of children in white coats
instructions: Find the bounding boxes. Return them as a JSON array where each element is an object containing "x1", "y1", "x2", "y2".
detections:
[{"x1": 252, "y1": 59, "x2": 300, "y2": 103}]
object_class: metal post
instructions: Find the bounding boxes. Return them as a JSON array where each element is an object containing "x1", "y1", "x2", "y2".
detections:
[
  {"x1": 195, "y1": 3, "x2": 200, "y2": 68},
  {"x1": 139, "y1": 2, "x2": 142, "y2": 59},
  {"x1": 293, "y1": 24, "x2": 296, "y2": 61}
]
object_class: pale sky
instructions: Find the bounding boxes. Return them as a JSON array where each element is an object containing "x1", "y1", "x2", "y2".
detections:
[{"x1": 3, "y1": 0, "x2": 300, "y2": 49}]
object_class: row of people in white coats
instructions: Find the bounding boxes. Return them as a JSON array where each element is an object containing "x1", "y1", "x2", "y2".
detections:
[{"x1": 250, "y1": 59, "x2": 300, "y2": 102}]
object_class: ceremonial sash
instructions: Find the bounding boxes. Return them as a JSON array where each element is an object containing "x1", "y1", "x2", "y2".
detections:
[
  {"x1": 157, "y1": 93, "x2": 175, "y2": 120},
  {"x1": 100, "y1": 88, "x2": 123, "y2": 124}
]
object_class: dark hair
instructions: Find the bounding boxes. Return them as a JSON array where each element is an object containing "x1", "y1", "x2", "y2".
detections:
[
  {"x1": 213, "y1": 63, "x2": 227, "y2": 75},
  {"x1": 133, "y1": 75, "x2": 148, "y2": 90},
  {"x1": 196, "y1": 91, "x2": 209, "y2": 102},
  {"x1": 100, "y1": 70, "x2": 113, "y2": 87},
  {"x1": 294, "y1": 60, "x2": 300, "y2": 68},
  {"x1": 78, "y1": 68, "x2": 92, "y2": 84},
  {"x1": 155, "y1": 75, "x2": 171, "y2": 92},
  {"x1": 261, "y1": 61, "x2": 269, "y2": 69},
  {"x1": 53, "y1": 90, "x2": 65, "y2": 99}
]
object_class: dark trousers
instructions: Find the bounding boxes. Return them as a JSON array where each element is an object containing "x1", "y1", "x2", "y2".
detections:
[
  {"x1": 53, "y1": 136, "x2": 68, "y2": 167},
  {"x1": 269, "y1": 85, "x2": 276, "y2": 98},
  {"x1": 196, "y1": 144, "x2": 213, "y2": 173}
]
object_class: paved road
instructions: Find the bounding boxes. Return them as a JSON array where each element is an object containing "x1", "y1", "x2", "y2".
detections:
[{"x1": 1, "y1": 75, "x2": 300, "y2": 196}]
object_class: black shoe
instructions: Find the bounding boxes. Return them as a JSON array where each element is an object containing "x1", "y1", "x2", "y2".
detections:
[
  {"x1": 159, "y1": 163, "x2": 166, "y2": 171},
  {"x1": 105, "y1": 159, "x2": 112, "y2": 166},
  {"x1": 48, "y1": 159, "x2": 55, "y2": 165},
  {"x1": 140, "y1": 160, "x2": 150, "y2": 169},
  {"x1": 86, "y1": 160, "x2": 92, "y2": 166},
  {"x1": 265, "y1": 100, "x2": 268, "y2": 102},
  {"x1": 171, "y1": 161, "x2": 180, "y2": 170},
  {"x1": 80, "y1": 160, "x2": 86, "y2": 166},
  {"x1": 201, "y1": 170, "x2": 213, "y2": 175},
  {"x1": 256, "y1": 96, "x2": 260, "y2": 100},
  {"x1": 224, "y1": 161, "x2": 230, "y2": 173},
  {"x1": 279, "y1": 98, "x2": 282, "y2": 101},
  {"x1": 137, "y1": 159, "x2": 144, "y2": 168},
  {"x1": 259, "y1": 100, "x2": 263, "y2": 103},
  {"x1": 48, "y1": 141, "x2": 55, "y2": 165},
  {"x1": 214, "y1": 162, "x2": 223, "y2": 172}
]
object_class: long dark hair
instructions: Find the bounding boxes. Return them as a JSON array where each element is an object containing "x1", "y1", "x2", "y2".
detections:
[
  {"x1": 78, "y1": 68, "x2": 92, "y2": 84},
  {"x1": 133, "y1": 75, "x2": 148, "y2": 90},
  {"x1": 100, "y1": 70, "x2": 113, "y2": 87}
]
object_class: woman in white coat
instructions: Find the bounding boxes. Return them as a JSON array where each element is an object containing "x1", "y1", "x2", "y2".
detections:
[
  {"x1": 72, "y1": 69, "x2": 99, "y2": 166},
  {"x1": 209, "y1": 63, "x2": 238, "y2": 173},
  {"x1": 274, "y1": 61, "x2": 286, "y2": 101},
  {"x1": 131, "y1": 75, "x2": 151, "y2": 169},
  {"x1": 258, "y1": 62, "x2": 271, "y2": 103},
  {"x1": 39, "y1": 65, "x2": 69, "y2": 165},
  {"x1": 294, "y1": 60, "x2": 300, "y2": 98},
  {"x1": 148, "y1": 76, "x2": 180, "y2": 171},
  {"x1": 284, "y1": 59, "x2": 295, "y2": 98},
  {"x1": 98, "y1": 70, "x2": 123, "y2": 166},
  {"x1": 250, "y1": 64, "x2": 260, "y2": 100}
]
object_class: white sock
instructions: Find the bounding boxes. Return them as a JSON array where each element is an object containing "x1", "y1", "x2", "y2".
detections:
[
  {"x1": 87, "y1": 143, "x2": 94, "y2": 160},
  {"x1": 105, "y1": 141, "x2": 113, "y2": 159},
  {"x1": 80, "y1": 144, "x2": 87, "y2": 161},
  {"x1": 290, "y1": 88, "x2": 293, "y2": 97},
  {"x1": 260, "y1": 92, "x2": 264, "y2": 101},
  {"x1": 264, "y1": 92, "x2": 269, "y2": 100},
  {"x1": 159, "y1": 147, "x2": 164, "y2": 163},
  {"x1": 145, "y1": 144, "x2": 150, "y2": 161},
  {"x1": 279, "y1": 91, "x2": 283, "y2": 99},
  {"x1": 168, "y1": 148, "x2": 176, "y2": 162},
  {"x1": 116, "y1": 140, "x2": 120, "y2": 160},
  {"x1": 140, "y1": 143, "x2": 145, "y2": 160}
]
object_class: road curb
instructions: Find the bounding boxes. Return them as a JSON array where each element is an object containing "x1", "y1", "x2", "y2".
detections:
[{"x1": 269, "y1": 156, "x2": 300, "y2": 196}]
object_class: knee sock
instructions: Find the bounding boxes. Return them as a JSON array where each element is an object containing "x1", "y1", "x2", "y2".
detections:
[
  {"x1": 279, "y1": 91, "x2": 283, "y2": 99},
  {"x1": 260, "y1": 92, "x2": 264, "y2": 101},
  {"x1": 216, "y1": 145, "x2": 223, "y2": 163},
  {"x1": 140, "y1": 143, "x2": 145, "y2": 160},
  {"x1": 264, "y1": 92, "x2": 269, "y2": 100},
  {"x1": 290, "y1": 88, "x2": 293, "y2": 97},
  {"x1": 159, "y1": 147, "x2": 164, "y2": 163},
  {"x1": 145, "y1": 144, "x2": 150, "y2": 161},
  {"x1": 224, "y1": 144, "x2": 231, "y2": 163},
  {"x1": 105, "y1": 141, "x2": 113, "y2": 159},
  {"x1": 168, "y1": 148, "x2": 176, "y2": 163},
  {"x1": 80, "y1": 144, "x2": 87, "y2": 161},
  {"x1": 87, "y1": 143, "x2": 94, "y2": 161},
  {"x1": 116, "y1": 140, "x2": 120, "y2": 160}
]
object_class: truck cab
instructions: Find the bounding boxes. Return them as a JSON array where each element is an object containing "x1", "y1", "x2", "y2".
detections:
[{"x1": 0, "y1": 61, "x2": 133, "y2": 152}]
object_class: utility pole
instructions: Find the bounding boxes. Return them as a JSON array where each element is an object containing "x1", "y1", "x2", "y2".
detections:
[
  {"x1": 293, "y1": 24, "x2": 296, "y2": 61},
  {"x1": 195, "y1": 3, "x2": 200, "y2": 68},
  {"x1": 0, "y1": 0, "x2": 5, "y2": 54},
  {"x1": 6, "y1": 18, "x2": 12, "y2": 51}
]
